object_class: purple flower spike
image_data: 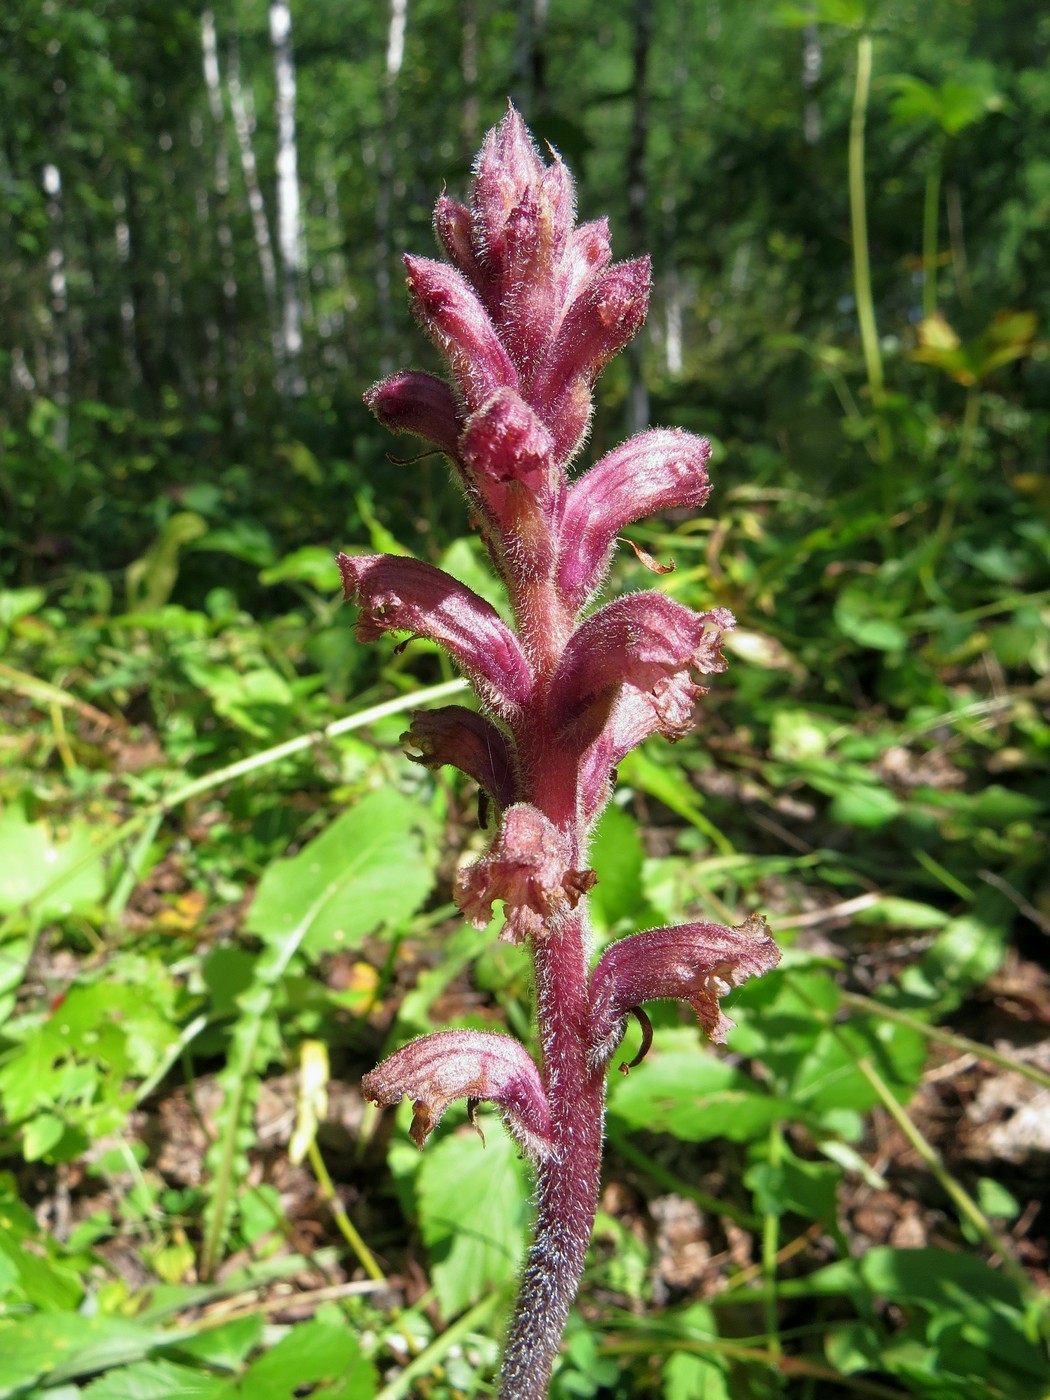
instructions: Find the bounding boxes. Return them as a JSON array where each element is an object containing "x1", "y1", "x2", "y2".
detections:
[
  {"x1": 342, "y1": 104, "x2": 778, "y2": 1400},
  {"x1": 590, "y1": 914, "x2": 780, "y2": 1061},
  {"x1": 363, "y1": 1029, "x2": 554, "y2": 1160},
  {"x1": 337, "y1": 552, "x2": 532, "y2": 718},
  {"x1": 456, "y1": 803, "x2": 596, "y2": 943},
  {"x1": 559, "y1": 429, "x2": 713, "y2": 610}
]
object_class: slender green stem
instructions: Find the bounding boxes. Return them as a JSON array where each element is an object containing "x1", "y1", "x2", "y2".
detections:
[
  {"x1": 374, "y1": 1289, "x2": 509, "y2": 1400},
  {"x1": 601, "y1": 1335, "x2": 909, "y2": 1398},
  {"x1": 849, "y1": 34, "x2": 889, "y2": 458},
  {"x1": 922, "y1": 383, "x2": 981, "y2": 592},
  {"x1": 306, "y1": 1137, "x2": 386, "y2": 1284},
  {"x1": 761, "y1": 1122, "x2": 784, "y2": 1372},
  {"x1": 852, "y1": 1052, "x2": 1038, "y2": 1305},
  {"x1": 840, "y1": 990, "x2": 1050, "y2": 1093},
  {"x1": 790, "y1": 979, "x2": 1038, "y2": 1305}
]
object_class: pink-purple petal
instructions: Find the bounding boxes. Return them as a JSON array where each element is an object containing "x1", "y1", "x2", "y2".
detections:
[
  {"x1": 404, "y1": 254, "x2": 519, "y2": 410},
  {"x1": 559, "y1": 430, "x2": 713, "y2": 610},
  {"x1": 547, "y1": 592, "x2": 734, "y2": 746},
  {"x1": 590, "y1": 914, "x2": 780, "y2": 1057},
  {"x1": 403, "y1": 704, "x2": 518, "y2": 810},
  {"x1": 337, "y1": 552, "x2": 532, "y2": 717},
  {"x1": 364, "y1": 371, "x2": 461, "y2": 454},
  {"x1": 455, "y1": 803, "x2": 596, "y2": 943},
  {"x1": 363, "y1": 1028, "x2": 553, "y2": 1158}
]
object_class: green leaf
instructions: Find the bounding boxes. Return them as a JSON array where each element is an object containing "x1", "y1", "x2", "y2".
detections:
[
  {"x1": 83, "y1": 1359, "x2": 227, "y2": 1400},
  {"x1": 0, "y1": 805, "x2": 106, "y2": 919},
  {"x1": 232, "y1": 1319, "x2": 375, "y2": 1398},
  {"x1": 608, "y1": 1037, "x2": 793, "y2": 1143},
  {"x1": 167, "y1": 1317, "x2": 263, "y2": 1373},
  {"x1": 588, "y1": 803, "x2": 647, "y2": 931},
  {"x1": 744, "y1": 1142, "x2": 841, "y2": 1225},
  {"x1": 663, "y1": 1353, "x2": 731, "y2": 1400},
  {"x1": 827, "y1": 780, "x2": 902, "y2": 829},
  {"x1": 259, "y1": 546, "x2": 341, "y2": 591},
  {"x1": 246, "y1": 789, "x2": 435, "y2": 959},
  {"x1": 0, "y1": 1314, "x2": 172, "y2": 1397},
  {"x1": 0, "y1": 587, "x2": 47, "y2": 628},
  {"x1": 416, "y1": 1117, "x2": 531, "y2": 1319},
  {"x1": 834, "y1": 584, "x2": 908, "y2": 652}
]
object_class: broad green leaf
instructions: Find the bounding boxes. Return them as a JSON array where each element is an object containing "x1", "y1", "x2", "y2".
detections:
[
  {"x1": 259, "y1": 546, "x2": 341, "y2": 590},
  {"x1": 0, "y1": 1224, "x2": 83, "y2": 1310},
  {"x1": 827, "y1": 780, "x2": 902, "y2": 829},
  {"x1": 663, "y1": 1353, "x2": 730, "y2": 1400},
  {"x1": 0, "y1": 806, "x2": 106, "y2": 919},
  {"x1": 608, "y1": 1040, "x2": 793, "y2": 1143},
  {"x1": 834, "y1": 585, "x2": 908, "y2": 652},
  {"x1": 744, "y1": 1142, "x2": 840, "y2": 1225},
  {"x1": 246, "y1": 789, "x2": 434, "y2": 958},
  {"x1": 232, "y1": 1319, "x2": 376, "y2": 1398},
  {"x1": 0, "y1": 1314, "x2": 172, "y2": 1397},
  {"x1": 83, "y1": 1359, "x2": 227, "y2": 1400},
  {"x1": 0, "y1": 587, "x2": 46, "y2": 627},
  {"x1": 769, "y1": 709, "x2": 833, "y2": 762},
  {"x1": 416, "y1": 1117, "x2": 531, "y2": 1319},
  {"x1": 588, "y1": 803, "x2": 648, "y2": 932}
]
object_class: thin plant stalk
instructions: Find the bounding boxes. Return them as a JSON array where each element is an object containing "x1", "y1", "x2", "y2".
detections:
[{"x1": 848, "y1": 33, "x2": 893, "y2": 474}]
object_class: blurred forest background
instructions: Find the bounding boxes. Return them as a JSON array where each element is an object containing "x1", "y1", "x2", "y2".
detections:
[{"x1": 2, "y1": 1, "x2": 1050, "y2": 1397}]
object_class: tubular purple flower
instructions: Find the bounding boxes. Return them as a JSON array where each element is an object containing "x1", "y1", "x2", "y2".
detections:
[
  {"x1": 547, "y1": 593, "x2": 735, "y2": 749},
  {"x1": 364, "y1": 371, "x2": 461, "y2": 455},
  {"x1": 455, "y1": 803, "x2": 596, "y2": 943},
  {"x1": 590, "y1": 915, "x2": 780, "y2": 1065},
  {"x1": 402, "y1": 705, "x2": 518, "y2": 812},
  {"x1": 404, "y1": 255, "x2": 519, "y2": 410},
  {"x1": 533, "y1": 258, "x2": 652, "y2": 411},
  {"x1": 336, "y1": 552, "x2": 532, "y2": 718},
  {"x1": 558, "y1": 429, "x2": 713, "y2": 611},
  {"x1": 434, "y1": 193, "x2": 484, "y2": 286},
  {"x1": 363, "y1": 1029, "x2": 554, "y2": 1160}
]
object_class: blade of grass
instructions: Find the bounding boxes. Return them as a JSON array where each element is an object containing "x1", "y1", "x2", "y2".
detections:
[{"x1": 0, "y1": 677, "x2": 468, "y2": 939}]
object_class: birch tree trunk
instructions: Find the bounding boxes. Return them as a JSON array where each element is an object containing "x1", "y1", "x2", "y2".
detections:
[
  {"x1": 626, "y1": 0, "x2": 653, "y2": 435},
  {"x1": 200, "y1": 9, "x2": 238, "y2": 404},
  {"x1": 42, "y1": 162, "x2": 70, "y2": 447},
  {"x1": 269, "y1": 0, "x2": 305, "y2": 396},
  {"x1": 375, "y1": 0, "x2": 408, "y2": 374},
  {"x1": 803, "y1": 22, "x2": 823, "y2": 145},
  {"x1": 227, "y1": 35, "x2": 280, "y2": 371}
]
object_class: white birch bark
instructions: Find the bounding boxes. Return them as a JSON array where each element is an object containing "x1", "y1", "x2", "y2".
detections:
[
  {"x1": 201, "y1": 10, "x2": 237, "y2": 305},
  {"x1": 269, "y1": 0, "x2": 305, "y2": 395},
  {"x1": 113, "y1": 191, "x2": 141, "y2": 386},
  {"x1": 227, "y1": 37, "x2": 280, "y2": 365},
  {"x1": 375, "y1": 0, "x2": 408, "y2": 374},
  {"x1": 803, "y1": 23, "x2": 823, "y2": 145},
  {"x1": 42, "y1": 162, "x2": 70, "y2": 446}
]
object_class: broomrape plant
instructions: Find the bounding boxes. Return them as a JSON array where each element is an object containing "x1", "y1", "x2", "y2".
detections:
[{"x1": 341, "y1": 106, "x2": 780, "y2": 1399}]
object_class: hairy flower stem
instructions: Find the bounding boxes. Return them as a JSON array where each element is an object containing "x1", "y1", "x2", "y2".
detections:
[{"x1": 501, "y1": 910, "x2": 604, "y2": 1398}]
